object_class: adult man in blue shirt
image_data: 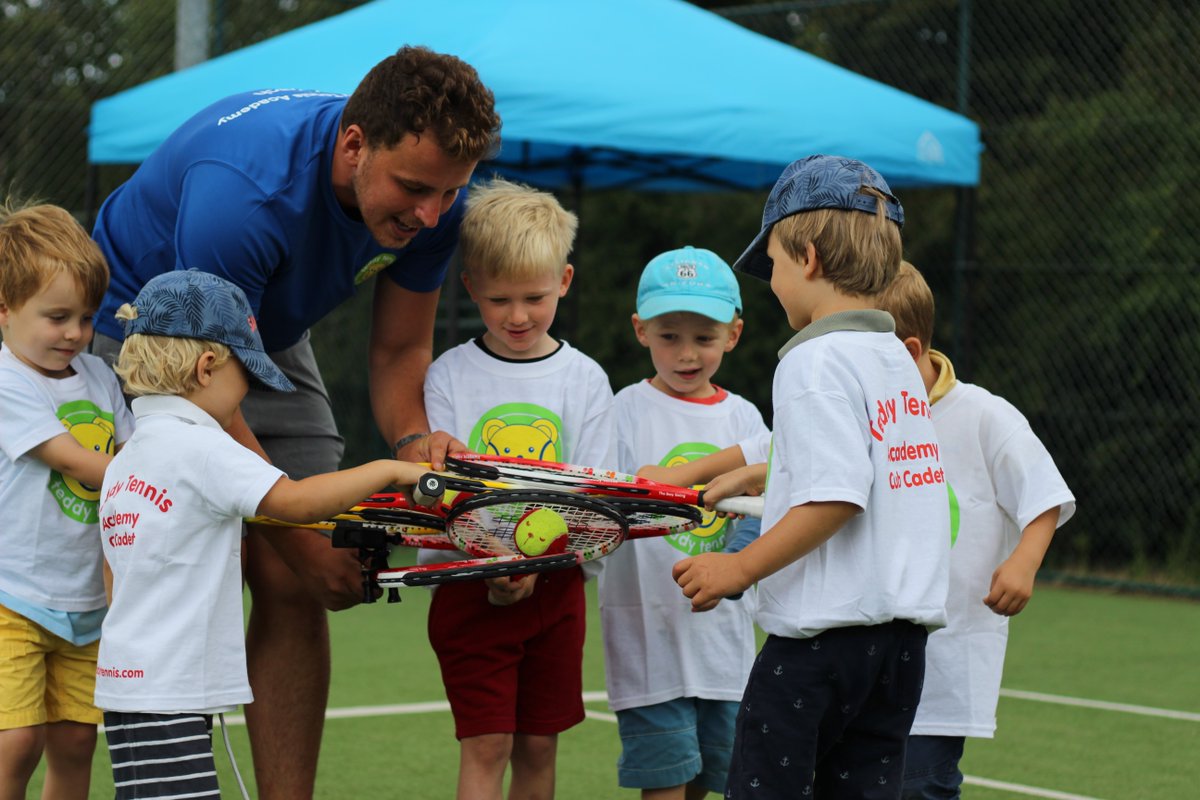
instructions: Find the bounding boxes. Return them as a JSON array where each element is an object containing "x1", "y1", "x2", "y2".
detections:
[{"x1": 91, "y1": 46, "x2": 501, "y2": 798}]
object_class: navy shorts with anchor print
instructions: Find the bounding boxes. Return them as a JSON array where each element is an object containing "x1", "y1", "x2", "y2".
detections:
[{"x1": 724, "y1": 620, "x2": 928, "y2": 799}]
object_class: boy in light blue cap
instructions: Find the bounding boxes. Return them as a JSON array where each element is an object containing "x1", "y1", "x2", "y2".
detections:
[
  {"x1": 95, "y1": 270, "x2": 430, "y2": 800},
  {"x1": 598, "y1": 246, "x2": 769, "y2": 799},
  {"x1": 673, "y1": 155, "x2": 950, "y2": 800}
]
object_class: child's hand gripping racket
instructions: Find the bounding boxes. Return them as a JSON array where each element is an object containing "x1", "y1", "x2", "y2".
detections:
[{"x1": 439, "y1": 453, "x2": 765, "y2": 517}]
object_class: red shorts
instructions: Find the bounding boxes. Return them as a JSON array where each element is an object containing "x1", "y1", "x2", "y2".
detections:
[{"x1": 427, "y1": 566, "x2": 586, "y2": 740}]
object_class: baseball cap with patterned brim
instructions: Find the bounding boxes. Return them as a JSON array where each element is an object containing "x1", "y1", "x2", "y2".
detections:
[
  {"x1": 732, "y1": 154, "x2": 905, "y2": 281},
  {"x1": 122, "y1": 270, "x2": 294, "y2": 392}
]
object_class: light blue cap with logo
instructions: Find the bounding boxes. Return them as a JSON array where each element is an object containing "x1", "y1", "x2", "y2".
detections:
[{"x1": 636, "y1": 246, "x2": 742, "y2": 324}]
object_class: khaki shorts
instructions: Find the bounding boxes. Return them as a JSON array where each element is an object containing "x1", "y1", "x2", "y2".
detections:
[{"x1": 0, "y1": 604, "x2": 101, "y2": 728}]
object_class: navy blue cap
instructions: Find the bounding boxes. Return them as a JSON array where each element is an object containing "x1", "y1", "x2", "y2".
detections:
[
  {"x1": 123, "y1": 270, "x2": 294, "y2": 392},
  {"x1": 732, "y1": 155, "x2": 905, "y2": 281}
]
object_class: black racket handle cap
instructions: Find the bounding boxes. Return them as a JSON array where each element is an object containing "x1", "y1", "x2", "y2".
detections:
[{"x1": 413, "y1": 473, "x2": 446, "y2": 507}]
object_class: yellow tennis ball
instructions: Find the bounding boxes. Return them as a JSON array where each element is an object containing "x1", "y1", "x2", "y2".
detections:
[{"x1": 514, "y1": 507, "x2": 569, "y2": 556}]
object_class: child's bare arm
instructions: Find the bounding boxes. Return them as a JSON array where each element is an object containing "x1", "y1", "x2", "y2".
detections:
[
  {"x1": 256, "y1": 459, "x2": 429, "y2": 524},
  {"x1": 985, "y1": 507, "x2": 1061, "y2": 616},
  {"x1": 30, "y1": 432, "x2": 113, "y2": 489},
  {"x1": 636, "y1": 444, "x2": 748, "y2": 487},
  {"x1": 674, "y1": 500, "x2": 858, "y2": 611}
]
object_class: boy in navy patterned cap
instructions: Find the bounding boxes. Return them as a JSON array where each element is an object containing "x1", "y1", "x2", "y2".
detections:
[
  {"x1": 673, "y1": 155, "x2": 951, "y2": 799},
  {"x1": 94, "y1": 270, "x2": 430, "y2": 800}
]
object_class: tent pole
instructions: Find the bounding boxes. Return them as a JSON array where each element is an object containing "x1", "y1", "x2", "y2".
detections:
[
  {"x1": 952, "y1": 0, "x2": 975, "y2": 374},
  {"x1": 84, "y1": 164, "x2": 99, "y2": 230}
]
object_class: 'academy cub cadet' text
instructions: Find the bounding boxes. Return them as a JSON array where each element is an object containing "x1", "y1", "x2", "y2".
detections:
[{"x1": 100, "y1": 473, "x2": 174, "y2": 547}]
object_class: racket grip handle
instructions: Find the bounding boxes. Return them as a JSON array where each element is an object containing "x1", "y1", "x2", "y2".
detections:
[
  {"x1": 696, "y1": 493, "x2": 764, "y2": 519},
  {"x1": 413, "y1": 473, "x2": 446, "y2": 508}
]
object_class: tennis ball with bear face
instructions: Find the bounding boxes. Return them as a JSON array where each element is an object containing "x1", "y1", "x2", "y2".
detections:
[{"x1": 514, "y1": 507, "x2": 569, "y2": 556}]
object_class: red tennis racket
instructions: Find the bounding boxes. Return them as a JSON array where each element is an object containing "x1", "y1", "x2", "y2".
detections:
[
  {"x1": 442, "y1": 454, "x2": 765, "y2": 518},
  {"x1": 373, "y1": 487, "x2": 678, "y2": 588}
]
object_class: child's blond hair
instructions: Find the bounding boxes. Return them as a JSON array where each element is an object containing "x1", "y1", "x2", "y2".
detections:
[
  {"x1": 459, "y1": 177, "x2": 578, "y2": 282},
  {"x1": 0, "y1": 199, "x2": 109, "y2": 310},
  {"x1": 875, "y1": 261, "x2": 935, "y2": 349},
  {"x1": 114, "y1": 304, "x2": 232, "y2": 396},
  {"x1": 773, "y1": 186, "x2": 902, "y2": 296}
]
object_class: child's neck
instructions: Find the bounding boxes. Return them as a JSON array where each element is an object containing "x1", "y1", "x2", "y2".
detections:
[
  {"x1": 479, "y1": 332, "x2": 560, "y2": 361},
  {"x1": 647, "y1": 375, "x2": 722, "y2": 402},
  {"x1": 809, "y1": 292, "x2": 876, "y2": 323}
]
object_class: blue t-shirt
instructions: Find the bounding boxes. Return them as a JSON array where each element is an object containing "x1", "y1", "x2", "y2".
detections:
[{"x1": 93, "y1": 89, "x2": 463, "y2": 352}]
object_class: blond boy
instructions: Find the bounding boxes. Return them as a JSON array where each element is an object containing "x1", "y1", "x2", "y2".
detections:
[
  {"x1": 95, "y1": 269, "x2": 429, "y2": 799},
  {"x1": 674, "y1": 155, "x2": 950, "y2": 799},
  {"x1": 0, "y1": 201, "x2": 134, "y2": 800},
  {"x1": 878, "y1": 262, "x2": 1075, "y2": 800},
  {"x1": 421, "y1": 177, "x2": 615, "y2": 800}
]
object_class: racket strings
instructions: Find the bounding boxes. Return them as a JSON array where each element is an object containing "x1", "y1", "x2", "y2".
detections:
[{"x1": 449, "y1": 499, "x2": 626, "y2": 558}]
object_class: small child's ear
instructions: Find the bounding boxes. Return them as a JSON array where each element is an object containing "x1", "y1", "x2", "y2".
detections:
[
  {"x1": 900, "y1": 336, "x2": 924, "y2": 364},
  {"x1": 631, "y1": 314, "x2": 651, "y2": 346},
  {"x1": 724, "y1": 318, "x2": 745, "y2": 352},
  {"x1": 558, "y1": 264, "x2": 575, "y2": 296},
  {"x1": 193, "y1": 351, "x2": 219, "y2": 387},
  {"x1": 801, "y1": 241, "x2": 821, "y2": 279}
]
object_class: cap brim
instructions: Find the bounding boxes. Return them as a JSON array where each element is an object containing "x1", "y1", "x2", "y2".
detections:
[
  {"x1": 731, "y1": 225, "x2": 774, "y2": 282},
  {"x1": 637, "y1": 296, "x2": 738, "y2": 324},
  {"x1": 233, "y1": 346, "x2": 295, "y2": 392}
]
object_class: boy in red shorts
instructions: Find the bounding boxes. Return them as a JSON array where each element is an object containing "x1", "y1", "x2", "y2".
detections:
[{"x1": 420, "y1": 177, "x2": 615, "y2": 799}]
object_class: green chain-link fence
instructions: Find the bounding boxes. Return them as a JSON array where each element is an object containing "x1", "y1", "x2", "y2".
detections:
[{"x1": 2, "y1": 0, "x2": 1197, "y2": 592}]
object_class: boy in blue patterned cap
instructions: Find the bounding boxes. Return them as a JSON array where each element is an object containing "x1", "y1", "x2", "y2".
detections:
[
  {"x1": 95, "y1": 270, "x2": 430, "y2": 800},
  {"x1": 673, "y1": 156, "x2": 951, "y2": 799},
  {"x1": 600, "y1": 246, "x2": 768, "y2": 799}
]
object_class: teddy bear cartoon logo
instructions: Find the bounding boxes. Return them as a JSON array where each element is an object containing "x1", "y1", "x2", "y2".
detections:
[{"x1": 481, "y1": 417, "x2": 560, "y2": 462}]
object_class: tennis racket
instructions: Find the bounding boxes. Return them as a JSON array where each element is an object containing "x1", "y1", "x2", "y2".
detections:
[
  {"x1": 408, "y1": 471, "x2": 701, "y2": 536},
  {"x1": 373, "y1": 487, "x2": 647, "y2": 587},
  {"x1": 442, "y1": 454, "x2": 765, "y2": 518},
  {"x1": 247, "y1": 509, "x2": 453, "y2": 550}
]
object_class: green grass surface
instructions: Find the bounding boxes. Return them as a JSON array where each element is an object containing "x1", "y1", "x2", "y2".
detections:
[{"x1": 28, "y1": 583, "x2": 1200, "y2": 798}]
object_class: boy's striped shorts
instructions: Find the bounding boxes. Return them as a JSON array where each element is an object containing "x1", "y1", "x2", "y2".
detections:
[{"x1": 103, "y1": 711, "x2": 220, "y2": 799}]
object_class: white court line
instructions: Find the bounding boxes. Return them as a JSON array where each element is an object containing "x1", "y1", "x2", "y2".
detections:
[
  {"x1": 963, "y1": 775, "x2": 1105, "y2": 800},
  {"x1": 200, "y1": 687, "x2": 1200, "y2": 800},
  {"x1": 1000, "y1": 689, "x2": 1200, "y2": 722}
]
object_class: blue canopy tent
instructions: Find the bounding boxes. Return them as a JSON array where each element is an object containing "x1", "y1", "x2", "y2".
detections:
[
  {"x1": 86, "y1": 0, "x2": 981, "y2": 350},
  {"x1": 88, "y1": 0, "x2": 980, "y2": 191}
]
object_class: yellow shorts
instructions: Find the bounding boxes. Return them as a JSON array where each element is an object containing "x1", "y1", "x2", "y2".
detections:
[{"x1": 0, "y1": 604, "x2": 101, "y2": 729}]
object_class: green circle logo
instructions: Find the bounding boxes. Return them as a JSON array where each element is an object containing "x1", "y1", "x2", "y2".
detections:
[
  {"x1": 658, "y1": 442, "x2": 726, "y2": 556},
  {"x1": 48, "y1": 400, "x2": 115, "y2": 524},
  {"x1": 354, "y1": 253, "x2": 397, "y2": 285},
  {"x1": 947, "y1": 482, "x2": 961, "y2": 547}
]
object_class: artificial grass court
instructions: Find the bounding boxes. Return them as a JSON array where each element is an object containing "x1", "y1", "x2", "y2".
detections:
[{"x1": 31, "y1": 577, "x2": 1200, "y2": 798}]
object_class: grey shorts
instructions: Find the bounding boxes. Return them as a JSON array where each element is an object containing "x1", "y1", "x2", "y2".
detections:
[{"x1": 92, "y1": 330, "x2": 344, "y2": 479}]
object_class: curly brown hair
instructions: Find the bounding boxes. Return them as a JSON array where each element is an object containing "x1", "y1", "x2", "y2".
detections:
[{"x1": 342, "y1": 46, "x2": 501, "y2": 162}]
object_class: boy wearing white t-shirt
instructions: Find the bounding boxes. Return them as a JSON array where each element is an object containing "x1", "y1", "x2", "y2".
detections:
[
  {"x1": 0, "y1": 201, "x2": 135, "y2": 800},
  {"x1": 674, "y1": 156, "x2": 951, "y2": 800},
  {"x1": 421, "y1": 178, "x2": 615, "y2": 800},
  {"x1": 878, "y1": 262, "x2": 1075, "y2": 800},
  {"x1": 600, "y1": 246, "x2": 768, "y2": 799},
  {"x1": 96, "y1": 270, "x2": 429, "y2": 800}
]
